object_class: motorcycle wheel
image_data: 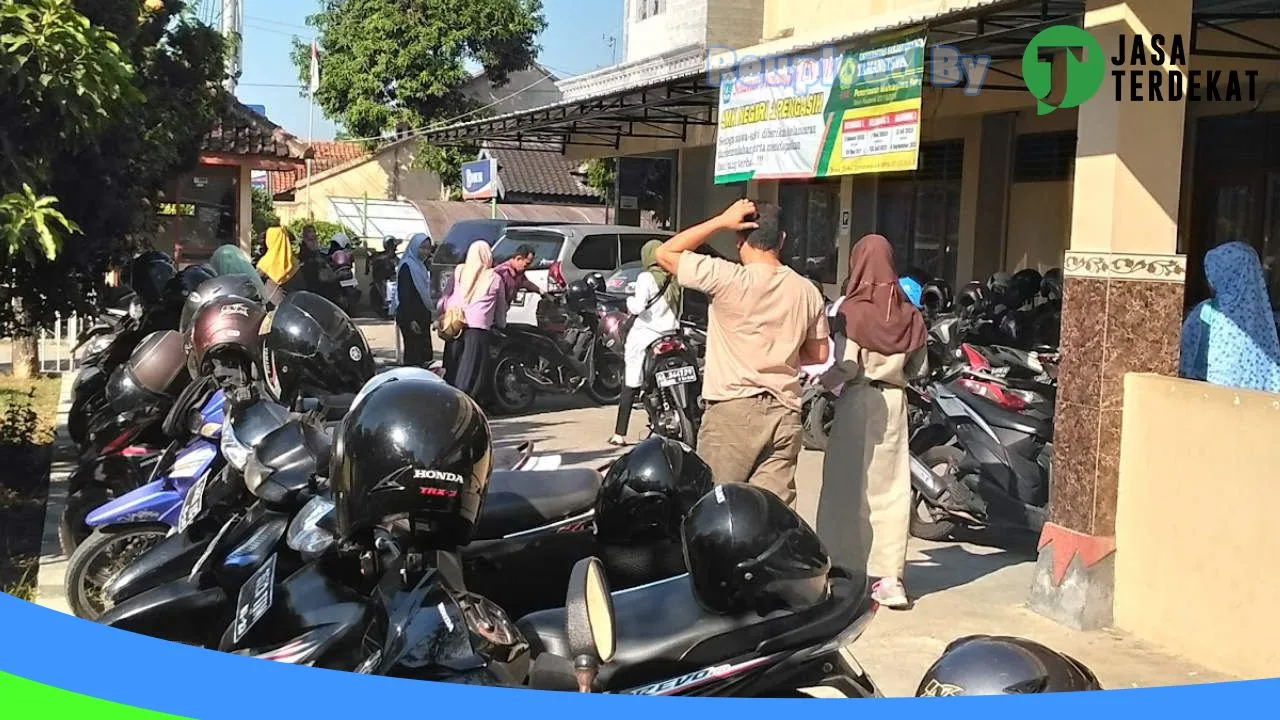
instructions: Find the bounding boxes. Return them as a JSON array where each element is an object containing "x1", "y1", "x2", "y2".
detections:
[
  {"x1": 65, "y1": 524, "x2": 169, "y2": 620},
  {"x1": 491, "y1": 352, "x2": 537, "y2": 415},
  {"x1": 585, "y1": 354, "x2": 625, "y2": 405},
  {"x1": 802, "y1": 394, "x2": 834, "y2": 451},
  {"x1": 58, "y1": 487, "x2": 113, "y2": 556},
  {"x1": 910, "y1": 446, "x2": 964, "y2": 541}
]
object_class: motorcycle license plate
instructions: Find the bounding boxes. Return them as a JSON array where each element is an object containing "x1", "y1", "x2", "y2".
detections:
[
  {"x1": 233, "y1": 553, "x2": 277, "y2": 643},
  {"x1": 656, "y1": 366, "x2": 696, "y2": 388},
  {"x1": 340, "y1": 278, "x2": 359, "y2": 288},
  {"x1": 177, "y1": 471, "x2": 210, "y2": 533},
  {"x1": 385, "y1": 281, "x2": 398, "y2": 307}
]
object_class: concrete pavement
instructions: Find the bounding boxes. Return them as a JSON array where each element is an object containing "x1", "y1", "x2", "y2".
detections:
[{"x1": 31, "y1": 318, "x2": 1236, "y2": 696}]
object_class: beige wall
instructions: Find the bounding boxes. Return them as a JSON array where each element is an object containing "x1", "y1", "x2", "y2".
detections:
[
  {"x1": 1115, "y1": 374, "x2": 1280, "y2": 680},
  {"x1": 283, "y1": 150, "x2": 444, "y2": 226},
  {"x1": 1005, "y1": 182, "x2": 1073, "y2": 272}
]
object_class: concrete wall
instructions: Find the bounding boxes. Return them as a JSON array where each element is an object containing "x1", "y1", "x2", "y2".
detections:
[
  {"x1": 1114, "y1": 374, "x2": 1280, "y2": 680},
  {"x1": 285, "y1": 151, "x2": 444, "y2": 225},
  {"x1": 1005, "y1": 181, "x2": 1073, "y2": 272},
  {"x1": 624, "y1": 0, "x2": 709, "y2": 63}
]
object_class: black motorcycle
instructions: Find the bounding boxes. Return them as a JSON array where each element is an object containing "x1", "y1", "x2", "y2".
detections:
[
  {"x1": 636, "y1": 331, "x2": 702, "y2": 447},
  {"x1": 488, "y1": 277, "x2": 625, "y2": 415},
  {"x1": 367, "y1": 245, "x2": 399, "y2": 319}
]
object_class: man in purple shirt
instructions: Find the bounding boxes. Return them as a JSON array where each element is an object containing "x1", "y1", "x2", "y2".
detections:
[{"x1": 493, "y1": 244, "x2": 545, "y2": 305}]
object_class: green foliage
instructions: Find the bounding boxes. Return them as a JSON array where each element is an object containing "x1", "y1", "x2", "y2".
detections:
[
  {"x1": 0, "y1": 389, "x2": 39, "y2": 446},
  {"x1": 286, "y1": 218, "x2": 360, "y2": 246},
  {"x1": 0, "y1": 0, "x2": 226, "y2": 335},
  {"x1": 582, "y1": 158, "x2": 616, "y2": 202},
  {"x1": 251, "y1": 187, "x2": 280, "y2": 238},
  {"x1": 293, "y1": 0, "x2": 546, "y2": 192}
]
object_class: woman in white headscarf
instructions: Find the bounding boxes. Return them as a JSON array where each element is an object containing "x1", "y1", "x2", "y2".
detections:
[{"x1": 438, "y1": 240, "x2": 506, "y2": 397}]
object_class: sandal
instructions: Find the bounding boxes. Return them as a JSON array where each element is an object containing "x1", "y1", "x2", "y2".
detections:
[{"x1": 607, "y1": 435, "x2": 628, "y2": 447}]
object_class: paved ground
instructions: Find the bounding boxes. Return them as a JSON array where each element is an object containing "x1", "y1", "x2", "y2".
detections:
[{"x1": 33, "y1": 319, "x2": 1238, "y2": 695}]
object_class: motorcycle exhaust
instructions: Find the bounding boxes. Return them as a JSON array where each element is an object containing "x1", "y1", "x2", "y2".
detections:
[{"x1": 909, "y1": 453, "x2": 948, "y2": 503}]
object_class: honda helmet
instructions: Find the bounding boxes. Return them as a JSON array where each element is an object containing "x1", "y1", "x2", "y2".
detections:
[
  {"x1": 129, "y1": 251, "x2": 177, "y2": 306},
  {"x1": 595, "y1": 437, "x2": 715, "y2": 545},
  {"x1": 260, "y1": 291, "x2": 374, "y2": 406},
  {"x1": 681, "y1": 483, "x2": 830, "y2": 616},
  {"x1": 181, "y1": 274, "x2": 265, "y2": 334},
  {"x1": 189, "y1": 295, "x2": 267, "y2": 380},
  {"x1": 330, "y1": 372, "x2": 492, "y2": 548},
  {"x1": 916, "y1": 635, "x2": 1101, "y2": 696}
]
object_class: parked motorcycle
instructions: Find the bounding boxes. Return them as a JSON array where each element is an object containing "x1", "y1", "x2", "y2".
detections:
[
  {"x1": 600, "y1": 310, "x2": 703, "y2": 448},
  {"x1": 367, "y1": 237, "x2": 400, "y2": 319},
  {"x1": 489, "y1": 275, "x2": 625, "y2": 414},
  {"x1": 330, "y1": 247, "x2": 361, "y2": 314}
]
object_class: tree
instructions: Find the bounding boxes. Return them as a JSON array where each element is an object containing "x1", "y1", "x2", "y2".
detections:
[
  {"x1": 0, "y1": 0, "x2": 225, "y2": 377},
  {"x1": 251, "y1": 187, "x2": 279, "y2": 239},
  {"x1": 293, "y1": 0, "x2": 546, "y2": 194}
]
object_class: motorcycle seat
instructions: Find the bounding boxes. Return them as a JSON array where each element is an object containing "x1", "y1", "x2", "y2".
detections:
[
  {"x1": 962, "y1": 390, "x2": 1053, "y2": 439},
  {"x1": 472, "y1": 468, "x2": 602, "y2": 541},
  {"x1": 519, "y1": 568, "x2": 870, "y2": 692}
]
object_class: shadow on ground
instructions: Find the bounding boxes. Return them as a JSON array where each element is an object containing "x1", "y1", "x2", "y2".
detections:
[{"x1": 905, "y1": 544, "x2": 1034, "y2": 600}]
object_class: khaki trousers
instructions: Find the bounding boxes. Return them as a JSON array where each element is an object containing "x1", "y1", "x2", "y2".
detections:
[{"x1": 696, "y1": 394, "x2": 802, "y2": 507}]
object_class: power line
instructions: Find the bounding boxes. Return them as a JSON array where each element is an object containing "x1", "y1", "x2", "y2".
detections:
[
  {"x1": 245, "y1": 14, "x2": 313, "y2": 31},
  {"x1": 243, "y1": 21, "x2": 312, "y2": 39}
]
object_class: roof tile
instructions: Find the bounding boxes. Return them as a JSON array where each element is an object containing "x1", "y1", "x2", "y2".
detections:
[{"x1": 487, "y1": 147, "x2": 602, "y2": 201}]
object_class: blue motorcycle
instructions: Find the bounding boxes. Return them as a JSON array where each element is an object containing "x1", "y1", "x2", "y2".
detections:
[{"x1": 65, "y1": 390, "x2": 228, "y2": 620}]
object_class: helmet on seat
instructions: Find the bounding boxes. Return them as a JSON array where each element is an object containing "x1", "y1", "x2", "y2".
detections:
[
  {"x1": 583, "y1": 272, "x2": 607, "y2": 295},
  {"x1": 681, "y1": 483, "x2": 831, "y2": 616},
  {"x1": 181, "y1": 274, "x2": 265, "y2": 333},
  {"x1": 162, "y1": 265, "x2": 216, "y2": 315},
  {"x1": 1041, "y1": 268, "x2": 1063, "y2": 302},
  {"x1": 330, "y1": 372, "x2": 492, "y2": 548},
  {"x1": 595, "y1": 437, "x2": 715, "y2": 545},
  {"x1": 920, "y1": 279, "x2": 953, "y2": 316},
  {"x1": 598, "y1": 311, "x2": 629, "y2": 353},
  {"x1": 261, "y1": 291, "x2": 374, "y2": 406},
  {"x1": 916, "y1": 635, "x2": 1101, "y2": 696},
  {"x1": 189, "y1": 295, "x2": 267, "y2": 380},
  {"x1": 956, "y1": 282, "x2": 987, "y2": 315},
  {"x1": 1010, "y1": 268, "x2": 1043, "y2": 308},
  {"x1": 898, "y1": 276, "x2": 924, "y2": 307},
  {"x1": 565, "y1": 279, "x2": 594, "y2": 307},
  {"x1": 985, "y1": 271, "x2": 1013, "y2": 303},
  {"x1": 129, "y1": 251, "x2": 177, "y2": 306}
]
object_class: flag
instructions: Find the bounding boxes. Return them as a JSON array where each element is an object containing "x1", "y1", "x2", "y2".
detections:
[{"x1": 309, "y1": 41, "x2": 320, "y2": 93}]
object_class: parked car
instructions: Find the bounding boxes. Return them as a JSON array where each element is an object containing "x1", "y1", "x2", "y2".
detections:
[
  {"x1": 492, "y1": 225, "x2": 674, "y2": 327},
  {"x1": 429, "y1": 218, "x2": 561, "y2": 301},
  {"x1": 602, "y1": 245, "x2": 734, "y2": 328}
]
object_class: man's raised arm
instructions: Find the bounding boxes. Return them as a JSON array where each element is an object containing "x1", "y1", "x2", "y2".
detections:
[{"x1": 655, "y1": 199, "x2": 759, "y2": 275}]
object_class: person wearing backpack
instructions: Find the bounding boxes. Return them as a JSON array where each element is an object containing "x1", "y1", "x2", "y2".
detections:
[
  {"x1": 437, "y1": 240, "x2": 506, "y2": 398},
  {"x1": 608, "y1": 240, "x2": 683, "y2": 446}
]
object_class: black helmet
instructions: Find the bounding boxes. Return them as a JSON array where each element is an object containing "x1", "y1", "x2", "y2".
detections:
[
  {"x1": 595, "y1": 437, "x2": 715, "y2": 545},
  {"x1": 181, "y1": 275, "x2": 265, "y2": 333},
  {"x1": 189, "y1": 295, "x2": 267, "y2": 380},
  {"x1": 108, "y1": 330, "x2": 191, "y2": 416},
  {"x1": 162, "y1": 265, "x2": 216, "y2": 314},
  {"x1": 1010, "y1": 269, "x2": 1043, "y2": 307},
  {"x1": 130, "y1": 251, "x2": 177, "y2": 306},
  {"x1": 1041, "y1": 268, "x2": 1063, "y2": 301},
  {"x1": 681, "y1": 483, "x2": 830, "y2": 616},
  {"x1": 917, "y1": 635, "x2": 1101, "y2": 696},
  {"x1": 920, "y1": 279, "x2": 952, "y2": 315},
  {"x1": 261, "y1": 291, "x2": 374, "y2": 406},
  {"x1": 583, "y1": 272, "x2": 607, "y2": 294},
  {"x1": 330, "y1": 371, "x2": 492, "y2": 548},
  {"x1": 383, "y1": 236, "x2": 399, "y2": 253},
  {"x1": 956, "y1": 281, "x2": 986, "y2": 314},
  {"x1": 565, "y1": 279, "x2": 594, "y2": 307}
]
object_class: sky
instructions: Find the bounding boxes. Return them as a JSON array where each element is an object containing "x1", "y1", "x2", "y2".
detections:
[{"x1": 235, "y1": 0, "x2": 625, "y2": 141}]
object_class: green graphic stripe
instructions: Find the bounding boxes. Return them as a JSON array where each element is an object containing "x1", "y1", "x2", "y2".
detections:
[{"x1": 0, "y1": 671, "x2": 190, "y2": 719}]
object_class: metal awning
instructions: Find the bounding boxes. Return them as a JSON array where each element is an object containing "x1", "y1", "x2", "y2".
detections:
[{"x1": 423, "y1": 0, "x2": 1280, "y2": 151}]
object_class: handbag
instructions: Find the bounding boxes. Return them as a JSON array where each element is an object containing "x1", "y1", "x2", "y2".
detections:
[{"x1": 437, "y1": 306, "x2": 466, "y2": 342}]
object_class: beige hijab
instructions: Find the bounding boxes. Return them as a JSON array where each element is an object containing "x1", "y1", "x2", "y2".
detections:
[{"x1": 455, "y1": 241, "x2": 495, "y2": 304}]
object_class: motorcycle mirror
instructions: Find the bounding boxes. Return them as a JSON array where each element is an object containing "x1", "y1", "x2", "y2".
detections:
[{"x1": 565, "y1": 556, "x2": 616, "y2": 692}]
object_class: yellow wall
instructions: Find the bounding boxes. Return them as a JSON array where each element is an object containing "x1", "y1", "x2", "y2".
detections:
[
  {"x1": 1114, "y1": 374, "x2": 1280, "y2": 680},
  {"x1": 1005, "y1": 182, "x2": 1072, "y2": 271},
  {"x1": 759, "y1": 0, "x2": 1002, "y2": 58},
  {"x1": 286, "y1": 148, "x2": 444, "y2": 225}
]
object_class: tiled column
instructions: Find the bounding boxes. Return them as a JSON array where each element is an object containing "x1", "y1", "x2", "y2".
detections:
[{"x1": 1027, "y1": 0, "x2": 1191, "y2": 630}]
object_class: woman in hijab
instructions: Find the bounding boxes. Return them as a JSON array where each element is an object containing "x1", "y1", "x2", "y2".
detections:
[
  {"x1": 438, "y1": 240, "x2": 506, "y2": 398},
  {"x1": 395, "y1": 233, "x2": 434, "y2": 367},
  {"x1": 608, "y1": 240, "x2": 682, "y2": 446},
  {"x1": 257, "y1": 226, "x2": 301, "y2": 296},
  {"x1": 1180, "y1": 241, "x2": 1280, "y2": 392},
  {"x1": 211, "y1": 243, "x2": 268, "y2": 295},
  {"x1": 816, "y1": 234, "x2": 928, "y2": 611}
]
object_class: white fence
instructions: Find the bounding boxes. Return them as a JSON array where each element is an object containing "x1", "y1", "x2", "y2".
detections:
[{"x1": 38, "y1": 314, "x2": 81, "y2": 375}]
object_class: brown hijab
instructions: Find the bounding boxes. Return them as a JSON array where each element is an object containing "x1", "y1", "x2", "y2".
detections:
[{"x1": 838, "y1": 234, "x2": 927, "y2": 355}]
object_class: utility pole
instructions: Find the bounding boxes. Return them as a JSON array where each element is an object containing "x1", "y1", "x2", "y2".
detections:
[{"x1": 221, "y1": 0, "x2": 243, "y2": 93}]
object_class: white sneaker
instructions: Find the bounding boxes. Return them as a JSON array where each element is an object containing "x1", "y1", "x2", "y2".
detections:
[{"x1": 872, "y1": 578, "x2": 911, "y2": 609}]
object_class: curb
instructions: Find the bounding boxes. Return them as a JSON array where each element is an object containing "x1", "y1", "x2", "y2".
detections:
[{"x1": 34, "y1": 371, "x2": 76, "y2": 615}]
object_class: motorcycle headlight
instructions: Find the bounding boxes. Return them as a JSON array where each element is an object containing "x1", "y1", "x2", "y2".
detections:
[
  {"x1": 220, "y1": 416, "x2": 251, "y2": 472},
  {"x1": 286, "y1": 495, "x2": 337, "y2": 554}
]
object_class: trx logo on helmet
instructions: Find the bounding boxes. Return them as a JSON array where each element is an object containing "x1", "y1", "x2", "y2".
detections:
[{"x1": 220, "y1": 303, "x2": 251, "y2": 318}]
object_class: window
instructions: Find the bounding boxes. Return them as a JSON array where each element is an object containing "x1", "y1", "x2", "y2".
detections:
[
  {"x1": 1014, "y1": 132, "x2": 1077, "y2": 182},
  {"x1": 619, "y1": 233, "x2": 670, "y2": 265},
  {"x1": 638, "y1": 0, "x2": 665, "y2": 20},
  {"x1": 493, "y1": 231, "x2": 565, "y2": 270},
  {"x1": 157, "y1": 166, "x2": 238, "y2": 265},
  {"x1": 572, "y1": 233, "x2": 619, "y2": 271},
  {"x1": 876, "y1": 139, "x2": 964, "y2": 283},
  {"x1": 778, "y1": 181, "x2": 841, "y2": 285}
]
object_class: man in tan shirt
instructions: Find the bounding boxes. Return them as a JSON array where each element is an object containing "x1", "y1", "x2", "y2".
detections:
[{"x1": 656, "y1": 199, "x2": 829, "y2": 506}]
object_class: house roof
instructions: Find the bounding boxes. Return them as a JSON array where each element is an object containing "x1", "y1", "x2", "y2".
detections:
[
  {"x1": 202, "y1": 99, "x2": 311, "y2": 161},
  {"x1": 484, "y1": 146, "x2": 601, "y2": 202},
  {"x1": 267, "y1": 140, "x2": 367, "y2": 197}
]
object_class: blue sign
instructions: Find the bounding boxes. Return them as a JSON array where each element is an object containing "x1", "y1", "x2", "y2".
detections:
[
  {"x1": 245, "y1": 104, "x2": 268, "y2": 119},
  {"x1": 460, "y1": 158, "x2": 499, "y2": 200}
]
